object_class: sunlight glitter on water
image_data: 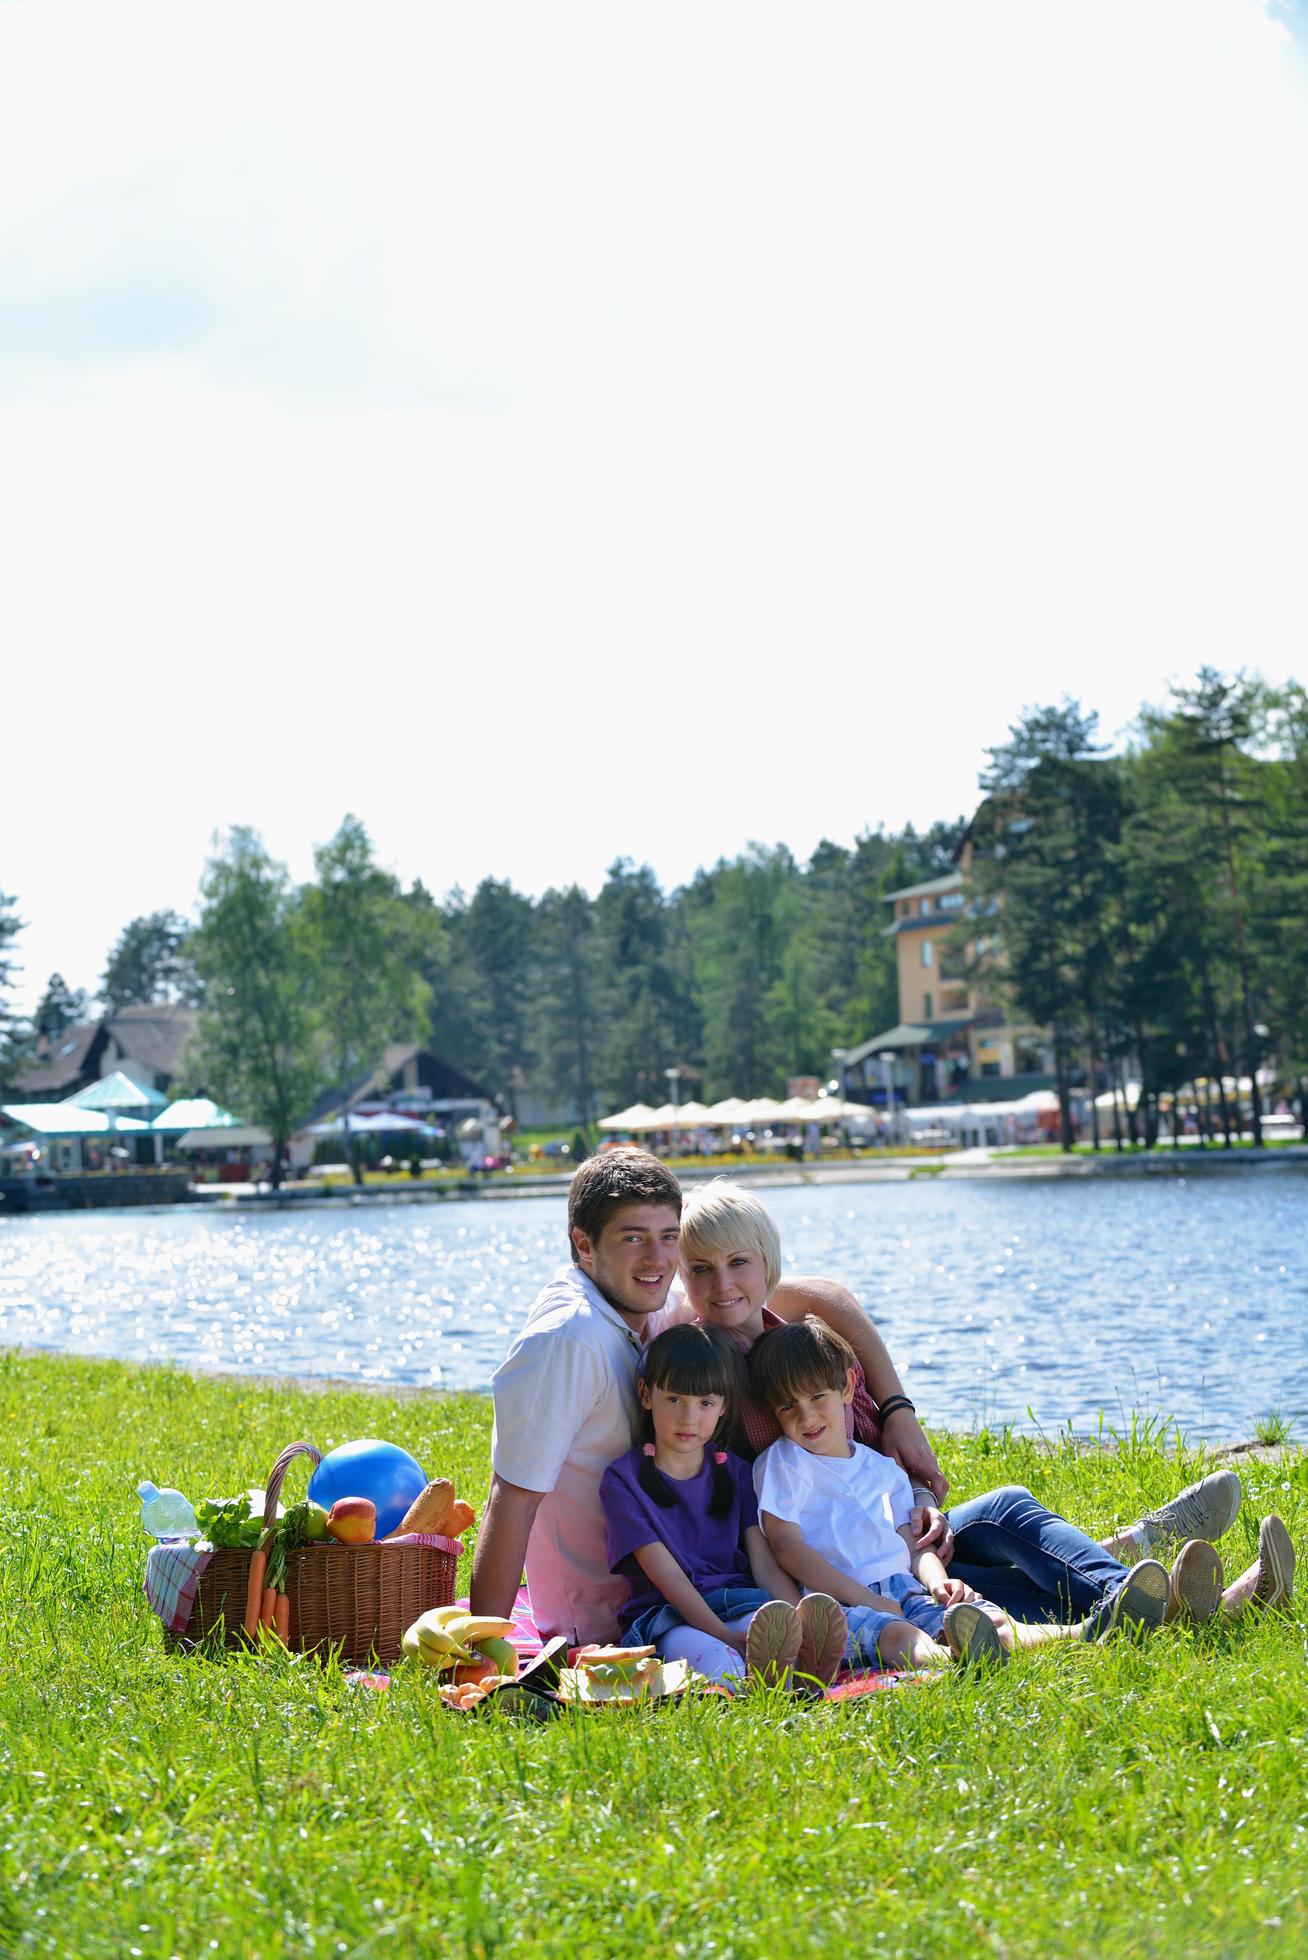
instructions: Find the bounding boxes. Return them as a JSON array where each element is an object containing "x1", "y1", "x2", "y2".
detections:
[{"x1": 1, "y1": 1174, "x2": 1305, "y2": 1441}]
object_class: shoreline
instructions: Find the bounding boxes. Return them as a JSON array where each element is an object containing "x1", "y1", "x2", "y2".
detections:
[
  {"x1": 7, "y1": 1343, "x2": 1297, "y2": 1465},
  {"x1": 4, "y1": 1144, "x2": 1306, "y2": 1220}
]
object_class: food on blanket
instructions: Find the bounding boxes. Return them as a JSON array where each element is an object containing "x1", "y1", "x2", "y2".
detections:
[
  {"x1": 440, "y1": 1613, "x2": 516, "y2": 1647},
  {"x1": 415, "y1": 1603, "x2": 471, "y2": 1630},
  {"x1": 325, "y1": 1497, "x2": 376, "y2": 1544},
  {"x1": 450, "y1": 1655, "x2": 500, "y2": 1688},
  {"x1": 572, "y1": 1643, "x2": 661, "y2": 1696},
  {"x1": 308, "y1": 1439, "x2": 428, "y2": 1539},
  {"x1": 383, "y1": 1478, "x2": 456, "y2": 1539},
  {"x1": 243, "y1": 1547, "x2": 269, "y2": 1638},
  {"x1": 410, "y1": 1608, "x2": 474, "y2": 1666},
  {"x1": 472, "y1": 1636, "x2": 519, "y2": 1679}
]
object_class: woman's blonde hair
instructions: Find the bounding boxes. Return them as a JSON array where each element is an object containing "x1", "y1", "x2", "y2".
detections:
[{"x1": 678, "y1": 1178, "x2": 782, "y2": 1296}]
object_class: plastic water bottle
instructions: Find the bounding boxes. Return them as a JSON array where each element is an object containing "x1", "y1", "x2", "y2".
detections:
[{"x1": 137, "y1": 1481, "x2": 199, "y2": 1541}]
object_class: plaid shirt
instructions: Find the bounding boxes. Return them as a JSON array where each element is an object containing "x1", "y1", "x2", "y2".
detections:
[{"x1": 730, "y1": 1308, "x2": 884, "y2": 1461}]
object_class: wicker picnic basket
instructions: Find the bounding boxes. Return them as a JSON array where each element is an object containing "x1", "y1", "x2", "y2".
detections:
[{"x1": 182, "y1": 1440, "x2": 461, "y2": 1665}]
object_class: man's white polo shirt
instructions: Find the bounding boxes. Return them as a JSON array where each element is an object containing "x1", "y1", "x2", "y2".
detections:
[{"x1": 491, "y1": 1264, "x2": 677, "y2": 1644}]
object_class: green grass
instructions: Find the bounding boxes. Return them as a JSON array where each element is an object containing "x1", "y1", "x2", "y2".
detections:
[{"x1": 2, "y1": 1353, "x2": 1306, "y2": 1958}]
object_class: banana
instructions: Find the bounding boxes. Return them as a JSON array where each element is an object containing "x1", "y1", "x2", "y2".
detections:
[
  {"x1": 416, "y1": 1604, "x2": 469, "y2": 1630},
  {"x1": 440, "y1": 1613, "x2": 515, "y2": 1647},
  {"x1": 414, "y1": 1626, "x2": 473, "y2": 1663},
  {"x1": 401, "y1": 1626, "x2": 422, "y2": 1662}
]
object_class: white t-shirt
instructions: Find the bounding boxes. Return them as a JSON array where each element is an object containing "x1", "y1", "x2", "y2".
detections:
[
  {"x1": 754, "y1": 1438, "x2": 914, "y2": 1589},
  {"x1": 490, "y1": 1266, "x2": 683, "y2": 1644}
]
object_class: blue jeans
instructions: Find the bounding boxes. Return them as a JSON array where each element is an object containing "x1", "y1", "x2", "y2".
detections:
[
  {"x1": 624, "y1": 1585, "x2": 773, "y2": 1649},
  {"x1": 845, "y1": 1570, "x2": 946, "y2": 1663},
  {"x1": 946, "y1": 1485, "x2": 1129, "y2": 1622}
]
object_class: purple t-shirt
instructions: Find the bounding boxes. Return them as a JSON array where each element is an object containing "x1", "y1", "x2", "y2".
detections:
[{"x1": 599, "y1": 1447, "x2": 759, "y2": 1631}]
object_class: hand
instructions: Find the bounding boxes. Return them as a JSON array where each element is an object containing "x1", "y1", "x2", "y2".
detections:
[
  {"x1": 931, "y1": 1574, "x2": 982, "y2": 1607},
  {"x1": 880, "y1": 1407, "x2": 949, "y2": 1504},
  {"x1": 908, "y1": 1504, "x2": 955, "y2": 1562}
]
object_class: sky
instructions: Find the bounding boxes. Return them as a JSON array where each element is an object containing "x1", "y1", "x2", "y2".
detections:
[{"x1": 3, "y1": 0, "x2": 1307, "y2": 1011}]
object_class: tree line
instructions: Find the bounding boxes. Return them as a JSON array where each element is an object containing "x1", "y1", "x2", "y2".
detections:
[
  {"x1": 968, "y1": 671, "x2": 1308, "y2": 1148},
  {"x1": 2, "y1": 667, "x2": 1304, "y2": 1167}
]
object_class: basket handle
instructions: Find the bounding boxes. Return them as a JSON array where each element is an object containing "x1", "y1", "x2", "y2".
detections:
[{"x1": 262, "y1": 1440, "x2": 322, "y2": 1528}]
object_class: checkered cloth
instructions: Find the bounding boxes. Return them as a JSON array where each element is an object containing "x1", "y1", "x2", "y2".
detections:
[{"x1": 144, "y1": 1542, "x2": 214, "y2": 1635}]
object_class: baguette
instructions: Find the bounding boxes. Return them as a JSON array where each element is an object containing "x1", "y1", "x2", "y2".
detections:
[{"x1": 384, "y1": 1477, "x2": 455, "y2": 1539}]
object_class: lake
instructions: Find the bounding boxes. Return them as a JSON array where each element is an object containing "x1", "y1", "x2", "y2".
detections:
[{"x1": 2, "y1": 1172, "x2": 1305, "y2": 1443}]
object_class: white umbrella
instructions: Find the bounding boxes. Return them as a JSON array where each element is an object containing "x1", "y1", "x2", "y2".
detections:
[
  {"x1": 153, "y1": 1098, "x2": 241, "y2": 1133},
  {"x1": 701, "y1": 1098, "x2": 756, "y2": 1124},
  {"x1": 597, "y1": 1102, "x2": 660, "y2": 1132}
]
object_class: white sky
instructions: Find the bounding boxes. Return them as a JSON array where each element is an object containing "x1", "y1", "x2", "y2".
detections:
[{"x1": 3, "y1": 0, "x2": 1307, "y2": 1010}]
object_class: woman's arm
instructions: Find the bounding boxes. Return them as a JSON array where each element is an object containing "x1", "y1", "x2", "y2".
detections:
[
  {"x1": 631, "y1": 1541, "x2": 749, "y2": 1650},
  {"x1": 744, "y1": 1524, "x2": 801, "y2": 1606},
  {"x1": 761, "y1": 1511, "x2": 903, "y2": 1615},
  {"x1": 768, "y1": 1275, "x2": 949, "y2": 1502}
]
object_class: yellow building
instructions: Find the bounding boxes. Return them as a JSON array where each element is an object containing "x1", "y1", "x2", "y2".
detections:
[{"x1": 841, "y1": 871, "x2": 1052, "y2": 1109}]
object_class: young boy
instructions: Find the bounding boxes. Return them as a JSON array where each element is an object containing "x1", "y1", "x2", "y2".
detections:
[{"x1": 748, "y1": 1318, "x2": 1170, "y2": 1668}]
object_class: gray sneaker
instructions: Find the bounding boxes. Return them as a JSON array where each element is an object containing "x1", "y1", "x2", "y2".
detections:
[{"x1": 1138, "y1": 1470, "x2": 1242, "y2": 1556}]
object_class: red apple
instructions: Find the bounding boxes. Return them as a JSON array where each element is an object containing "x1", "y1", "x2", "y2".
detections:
[{"x1": 326, "y1": 1496, "x2": 376, "y2": 1544}]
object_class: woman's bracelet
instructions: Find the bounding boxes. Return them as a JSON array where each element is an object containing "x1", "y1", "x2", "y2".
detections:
[{"x1": 877, "y1": 1394, "x2": 916, "y2": 1423}]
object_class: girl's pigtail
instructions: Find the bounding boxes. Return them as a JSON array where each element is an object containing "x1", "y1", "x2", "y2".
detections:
[
  {"x1": 637, "y1": 1444, "x2": 677, "y2": 1511},
  {"x1": 707, "y1": 1449, "x2": 735, "y2": 1519}
]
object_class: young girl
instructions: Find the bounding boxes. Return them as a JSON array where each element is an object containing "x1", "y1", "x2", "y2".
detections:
[{"x1": 598, "y1": 1322, "x2": 848, "y2": 1686}]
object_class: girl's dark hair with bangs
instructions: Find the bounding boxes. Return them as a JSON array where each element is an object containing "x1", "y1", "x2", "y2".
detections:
[
  {"x1": 747, "y1": 1316, "x2": 857, "y2": 1413},
  {"x1": 636, "y1": 1323, "x2": 745, "y2": 1518}
]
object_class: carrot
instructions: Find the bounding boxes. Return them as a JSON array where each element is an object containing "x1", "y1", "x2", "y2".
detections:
[
  {"x1": 273, "y1": 1593, "x2": 291, "y2": 1643},
  {"x1": 244, "y1": 1549, "x2": 268, "y2": 1638},
  {"x1": 260, "y1": 1585, "x2": 277, "y2": 1628}
]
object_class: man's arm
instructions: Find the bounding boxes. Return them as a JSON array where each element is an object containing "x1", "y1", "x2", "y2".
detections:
[
  {"x1": 469, "y1": 1472, "x2": 544, "y2": 1620},
  {"x1": 768, "y1": 1274, "x2": 949, "y2": 1502}
]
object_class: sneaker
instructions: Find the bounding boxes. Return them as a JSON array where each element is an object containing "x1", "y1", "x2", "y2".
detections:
[
  {"x1": 943, "y1": 1601, "x2": 1007, "y2": 1669},
  {"x1": 1082, "y1": 1559, "x2": 1169, "y2": 1643},
  {"x1": 744, "y1": 1600, "x2": 802, "y2": 1685},
  {"x1": 1252, "y1": 1514, "x2": 1295, "y2": 1608},
  {"x1": 1165, "y1": 1540, "x2": 1224, "y2": 1624},
  {"x1": 794, "y1": 1594, "x2": 847, "y2": 1687},
  {"x1": 1138, "y1": 1470, "x2": 1242, "y2": 1556}
]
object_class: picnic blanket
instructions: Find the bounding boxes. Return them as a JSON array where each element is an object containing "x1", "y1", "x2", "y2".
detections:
[{"x1": 344, "y1": 1589, "x2": 930, "y2": 1698}]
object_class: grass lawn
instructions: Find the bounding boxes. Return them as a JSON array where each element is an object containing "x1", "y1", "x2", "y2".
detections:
[{"x1": 1, "y1": 1352, "x2": 1305, "y2": 1959}]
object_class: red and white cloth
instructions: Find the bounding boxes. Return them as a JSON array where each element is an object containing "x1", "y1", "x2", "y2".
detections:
[{"x1": 144, "y1": 1542, "x2": 214, "y2": 1634}]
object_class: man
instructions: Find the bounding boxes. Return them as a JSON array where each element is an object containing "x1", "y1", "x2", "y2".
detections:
[{"x1": 470, "y1": 1147, "x2": 945, "y2": 1644}]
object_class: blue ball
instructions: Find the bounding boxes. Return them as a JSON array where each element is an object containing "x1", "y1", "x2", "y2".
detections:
[{"x1": 308, "y1": 1439, "x2": 428, "y2": 1539}]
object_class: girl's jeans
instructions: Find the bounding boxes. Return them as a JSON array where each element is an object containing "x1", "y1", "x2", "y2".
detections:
[
  {"x1": 945, "y1": 1484, "x2": 1129, "y2": 1621},
  {"x1": 626, "y1": 1586, "x2": 774, "y2": 1685}
]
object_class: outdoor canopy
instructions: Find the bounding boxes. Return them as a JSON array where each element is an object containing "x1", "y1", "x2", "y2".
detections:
[
  {"x1": 67, "y1": 1072, "x2": 170, "y2": 1113},
  {"x1": 1, "y1": 1103, "x2": 150, "y2": 1136},
  {"x1": 151, "y1": 1098, "x2": 241, "y2": 1133}
]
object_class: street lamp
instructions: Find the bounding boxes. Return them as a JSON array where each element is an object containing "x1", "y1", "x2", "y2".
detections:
[
  {"x1": 830, "y1": 1048, "x2": 848, "y2": 1101},
  {"x1": 877, "y1": 1051, "x2": 898, "y2": 1148},
  {"x1": 665, "y1": 1066, "x2": 681, "y2": 1156}
]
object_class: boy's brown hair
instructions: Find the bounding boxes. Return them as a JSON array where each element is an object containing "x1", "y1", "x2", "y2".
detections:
[
  {"x1": 567, "y1": 1146, "x2": 682, "y2": 1260},
  {"x1": 747, "y1": 1315, "x2": 856, "y2": 1410}
]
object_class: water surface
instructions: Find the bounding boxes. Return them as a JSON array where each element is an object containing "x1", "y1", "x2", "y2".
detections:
[{"x1": 2, "y1": 1173, "x2": 1304, "y2": 1442}]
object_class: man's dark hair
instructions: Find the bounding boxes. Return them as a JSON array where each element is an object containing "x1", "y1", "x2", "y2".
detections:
[
  {"x1": 567, "y1": 1146, "x2": 682, "y2": 1259},
  {"x1": 748, "y1": 1315, "x2": 856, "y2": 1411}
]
